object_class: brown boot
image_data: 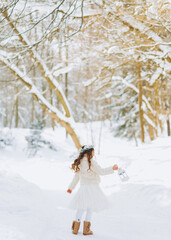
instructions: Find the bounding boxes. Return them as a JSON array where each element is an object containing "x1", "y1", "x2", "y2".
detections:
[
  {"x1": 72, "y1": 221, "x2": 80, "y2": 234},
  {"x1": 83, "y1": 221, "x2": 93, "y2": 235}
]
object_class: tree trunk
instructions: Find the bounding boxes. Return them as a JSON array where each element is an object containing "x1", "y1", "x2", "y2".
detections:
[
  {"x1": 42, "y1": 81, "x2": 46, "y2": 126},
  {"x1": 137, "y1": 63, "x2": 145, "y2": 143},
  {"x1": 65, "y1": 36, "x2": 69, "y2": 137},
  {"x1": 10, "y1": 103, "x2": 15, "y2": 128},
  {"x1": 4, "y1": 81, "x2": 8, "y2": 127},
  {"x1": 167, "y1": 118, "x2": 170, "y2": 136},
  {"x1": 31, "y1": 60, "x2": 36, "y2": 124},
  {"x1": 50, "y1": 88, "x2": 55, "y2": 130},
  {"x1": 31, "y1": 96, "x2": 35, "y2": 123},
  {"x1": 147, "y1": 97, "x2": 155, "y2": 141},
  {"x1": 154, "y1": 80, "x2": 160, "y2": 137},
  {"x1": 15, "y1": 84, "x2": 19, "y2": 128},
  {"x1": 46, "y1": 111, "x2": 81, "y2": 149},
  {"x1": 147, "y1": 108, "x2": 155, "y2": 141}
]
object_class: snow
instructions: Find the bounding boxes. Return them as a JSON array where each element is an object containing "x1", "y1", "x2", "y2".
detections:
[
  {"x1": 0, "y1": 124, "x2": 171, "y2": 240},
  {"x1": 150, "y1": 68, "x2": 162, "y2": 85},
  {"x1": 108, "y1": 46, "x2": 121, "y2": 54},
  {"x1": 143, "y1": 113, "x2": 156, "y2": 128},
  {"x1": 83, "y1": 77, "x2": 96, "y2": 87},
  {"x1": 119, "y1": 14, "x2": 170, "y2": 55},
  {"x1": 53, "y1": 65, "x2": 73, "y2": 77}
]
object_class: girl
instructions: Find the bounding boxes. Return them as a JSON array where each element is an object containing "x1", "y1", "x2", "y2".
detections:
[{"x1": 67, "y1": 145, "x2": 118, "y2": 235}]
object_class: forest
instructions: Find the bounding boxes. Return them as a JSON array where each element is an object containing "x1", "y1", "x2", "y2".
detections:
[{"x1": 0, "y1": 0, "x2": 171, "y2": 148}]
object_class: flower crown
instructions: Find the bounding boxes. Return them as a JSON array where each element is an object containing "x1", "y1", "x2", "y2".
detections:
[{"x1": 79, "y1": 145, "x2": 94, "y2": 154}]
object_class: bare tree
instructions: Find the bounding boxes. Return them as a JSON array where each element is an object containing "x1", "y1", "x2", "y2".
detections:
[{"x1": 0, "y1": 0, "x2": 84, "y2": 48}]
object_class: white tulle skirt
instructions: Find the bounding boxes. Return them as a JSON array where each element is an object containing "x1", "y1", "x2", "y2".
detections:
[{"x1": 68, "y1": 184, "x2": 109, "y2": 212}]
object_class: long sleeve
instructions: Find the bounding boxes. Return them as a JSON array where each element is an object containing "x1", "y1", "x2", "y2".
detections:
[
  {"x1": 91, "y1": 159, "x2": 114, "y2": 176},
  {"x1": 68, "y1": 172, "x2": 80, "y2": 190}
]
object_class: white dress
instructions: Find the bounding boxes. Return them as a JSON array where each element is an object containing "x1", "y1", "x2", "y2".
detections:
[{"x1": 68, "y1": 156, "x2": 114, "y2": 212}]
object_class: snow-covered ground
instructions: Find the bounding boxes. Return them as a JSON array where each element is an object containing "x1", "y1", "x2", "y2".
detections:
[{"x1": 0, "y1": 123, "x2": 171, "y2": 240}]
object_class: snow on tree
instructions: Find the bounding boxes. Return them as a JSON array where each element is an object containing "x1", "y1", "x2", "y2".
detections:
[{"x1": 0, "y1": 0, "x2": 170, "y2": 143}]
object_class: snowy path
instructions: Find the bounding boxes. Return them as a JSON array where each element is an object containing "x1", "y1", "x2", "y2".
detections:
[
  {"x1": 0, "y1": 172, "x2": 170, "y2": 240},
  {"x1": 0, "y1": 127, "x2": 171, "y2": 240}
]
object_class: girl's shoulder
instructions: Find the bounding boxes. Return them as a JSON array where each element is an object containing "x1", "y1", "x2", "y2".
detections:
[{"x1": 90, "y1": 157, "x2": 97, "y2": 167}]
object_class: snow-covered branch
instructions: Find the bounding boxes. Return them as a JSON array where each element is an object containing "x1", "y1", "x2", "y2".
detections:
[
  {"x1": 121, "y1": 78, "x2": 155, "y2": 116},
  {"x1": 119, "y1": 14, "x2": 171, "y2": 56},
  {"x1": 2, "y1": 11, "x2": 72, "y2": 118},
  {"x1": 0, "y1": 53, "x2": 81, "y2": 149},
  {"x1": 1, "y1": 0, "x2": 84, "y2": 45}
]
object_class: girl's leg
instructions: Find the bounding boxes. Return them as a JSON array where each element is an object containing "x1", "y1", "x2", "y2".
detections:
[
  {"x1": 75, "y1": 208, "x2": 84, "y2": 222},
  {"x1": 83, "y1": 208, "x2": 93, "y2": 235},
  {"x1": 84, "y1": 208, "x2": 93, "y2": 222}
]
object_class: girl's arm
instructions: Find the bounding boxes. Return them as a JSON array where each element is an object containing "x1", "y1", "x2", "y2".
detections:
[
  {"x1": 67, "y1": 172, "x2": 80, "y2": 192},
  {"x1": 91, "y1": 159, "x2": 118, "y2": 176}
]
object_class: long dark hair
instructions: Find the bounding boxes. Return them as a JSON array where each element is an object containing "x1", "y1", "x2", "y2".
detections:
[{"x1": 71, "y1": 145, "x2": 94, "y2": 172}]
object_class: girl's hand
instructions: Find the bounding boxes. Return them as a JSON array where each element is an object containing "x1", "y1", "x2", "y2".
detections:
[
  {"x1": 113, "y1": 164, "x2": 118, "y2": 170},
  {"x1": 67, "y1": 189, "x2": 72, "y2": 194}
]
